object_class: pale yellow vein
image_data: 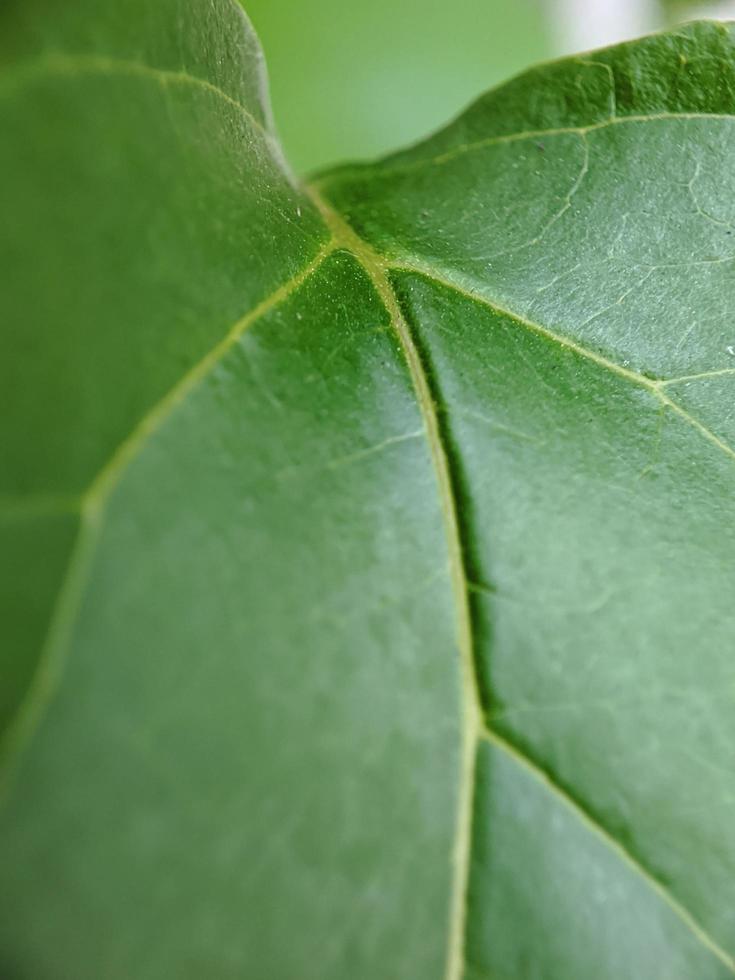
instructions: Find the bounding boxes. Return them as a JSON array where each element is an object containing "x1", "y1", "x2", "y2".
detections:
[
  {"x1": 389, "y1": 258, "x2": 735, "y2": 466},
  {"x1": 306, "y1": 184, "x2": 483, "y2": 980},
  {"x1": 0, "y1": 494, "x2": 82, "y2": 520},
  {"x1": 482, "y1": 725, "x2": 735, "y2": 974},
  {"x1": 315, "y1": 111, "x2": 735, "y2": 188},
  {"x1": 0, "y1": 243, "x2": 335, "y2": 798},
  {"x1": 0, "y1": 52, "x2": 271, "y2": 141}
]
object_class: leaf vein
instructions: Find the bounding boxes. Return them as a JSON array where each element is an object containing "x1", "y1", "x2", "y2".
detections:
[
  {"x1": 0, "y1": 52, "x2": 272, "y2": 142},
  {"x1": 482, "y1": 725, "x2": 735, "y2": 974},
  {"x1": 388, "y1": 259, "x2": 735, "y2": 467},
  {"x1": 316, "y1": 112, "x2": 735, "y2": 188},
  {"x1": 306, "y1": 185, "x2": 484, "y2": 980},
  {"x1": 0, "y1": 244, "x2": 335, "y2": 803}
]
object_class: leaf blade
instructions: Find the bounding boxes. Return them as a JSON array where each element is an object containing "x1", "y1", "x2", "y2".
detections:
[{"x1": 3, "y1": 7, "x2": 735, "y2": 979}]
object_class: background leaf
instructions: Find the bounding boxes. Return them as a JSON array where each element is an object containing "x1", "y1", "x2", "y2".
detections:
[{"x1": 243, "y1": 0, "x2": 549, "y2": 173}]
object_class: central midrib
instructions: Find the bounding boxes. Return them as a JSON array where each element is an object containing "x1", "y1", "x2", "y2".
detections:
[{"x1": 305, "y1": 187, "x2": 484, "y2": 980}]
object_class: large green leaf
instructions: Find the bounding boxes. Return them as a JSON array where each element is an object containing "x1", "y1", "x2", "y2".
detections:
[{"x1": 2, "y1": 5, "x2": 735, "y2": 977}]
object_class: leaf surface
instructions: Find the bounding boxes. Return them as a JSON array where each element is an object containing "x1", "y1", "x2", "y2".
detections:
[{"x1": 2, "y1": 5, "x2": 735, "y2": 978}]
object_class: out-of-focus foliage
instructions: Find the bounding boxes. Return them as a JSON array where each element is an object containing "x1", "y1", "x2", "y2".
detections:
[{"x1": 245, "y1": 0, "x2": 550, "y2": 173}]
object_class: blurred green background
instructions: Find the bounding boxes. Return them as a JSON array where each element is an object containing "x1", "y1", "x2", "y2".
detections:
[
  {"x1": 245, "y1": 0, "x2": 549, "y2": 174},
  {"x1": 244, "y1": 0, "x2": 735, "y2": 175}
]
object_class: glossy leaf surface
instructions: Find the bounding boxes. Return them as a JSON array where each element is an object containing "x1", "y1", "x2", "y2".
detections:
[{"x1": 2, "y1": 5, "x2": 735, "y2": 978}]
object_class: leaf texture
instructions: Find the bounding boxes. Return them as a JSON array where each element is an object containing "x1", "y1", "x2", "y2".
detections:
[{"x1": 2, "y1": 4, "x2": 735, "y2": 978}]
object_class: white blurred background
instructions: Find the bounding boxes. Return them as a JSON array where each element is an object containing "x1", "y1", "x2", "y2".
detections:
[{"x1": 554, "y1": 0, "x2": 735, "y2": 52}]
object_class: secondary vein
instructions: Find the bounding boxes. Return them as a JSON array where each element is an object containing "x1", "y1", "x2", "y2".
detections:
[
  {"x1": 0, "y1": 52, "x2": 271, "y2": 141},
  {"x1": 482, "y1": 725, "x2": 735, "y2": 974},
  {"x1": 0, "y1": 244, "x2": 335, "y2": 801},
  {"x1": 390, "y1": 259, "x2": 735, "y2": 468}
]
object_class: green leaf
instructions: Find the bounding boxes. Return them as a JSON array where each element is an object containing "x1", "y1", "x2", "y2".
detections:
[{"x1": 2, "y1": 6, "x2": 735, "y2": 978}]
